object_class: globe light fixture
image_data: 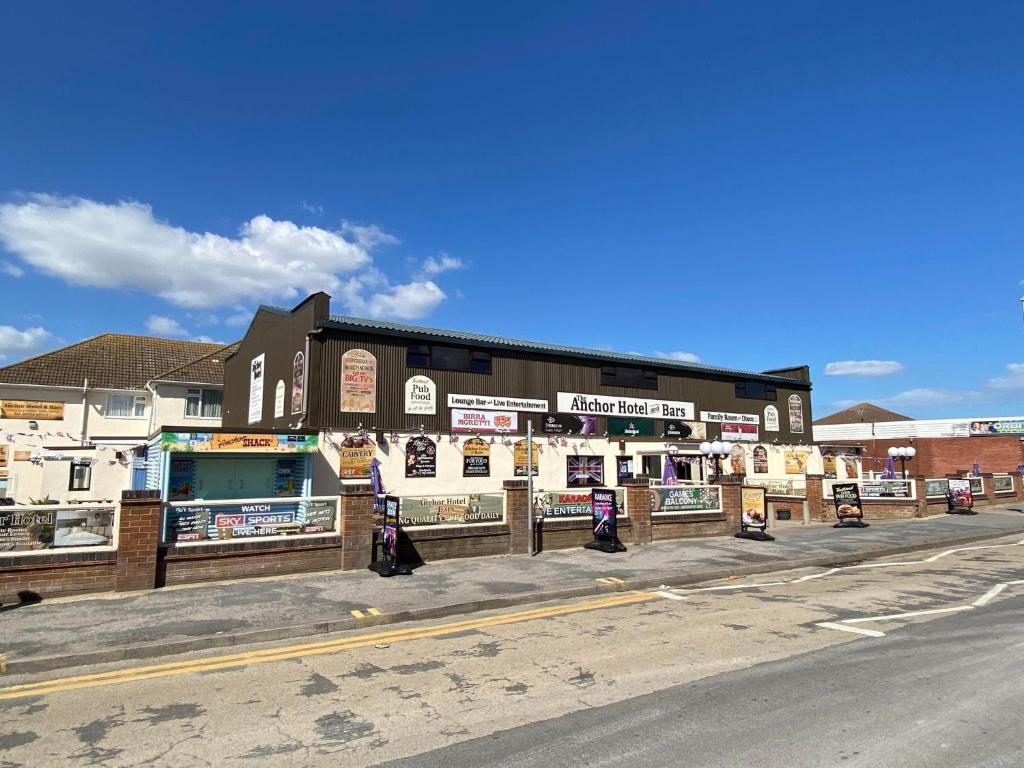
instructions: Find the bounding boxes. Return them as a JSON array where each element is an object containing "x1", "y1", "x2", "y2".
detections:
[
  {"x1": 887, "y1": 445, "x2": 916, "y2": 478},
  {"x1": 700, "y1": 440, "x2": 733, "y2": 480}
]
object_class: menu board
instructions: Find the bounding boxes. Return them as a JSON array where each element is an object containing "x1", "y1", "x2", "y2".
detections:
[
  {"x1": 339, "y1": 435, "x2": 375, "y2": 478},
  {"x1": 832, "y1": 483, "x2": 863, "y2": 522},
  {"x1": 741, "y1": 486, "x2": 767, "y2": 530},
  {"x1": 513, "y1": 439, "x2": 540, "y2": 477},
  {"x1": 405, "y1": 436, "x2": 437, "y2": 478},
  {"x1": 462, "y1": 437, "x2": 491, "y2": 477}
]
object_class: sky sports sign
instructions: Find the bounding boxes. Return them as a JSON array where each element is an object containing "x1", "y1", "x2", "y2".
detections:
[{"x1": 556, "y1": 392, "x2": 694, "y2": 420}]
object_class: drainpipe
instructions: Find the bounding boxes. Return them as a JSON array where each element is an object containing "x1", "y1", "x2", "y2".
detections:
[
  {"x1": 145, "y1": 380, "x2": 159, "y2": 436},
  {"x1": 80, "y1": 378, "x2": 89, "y2": 445}
]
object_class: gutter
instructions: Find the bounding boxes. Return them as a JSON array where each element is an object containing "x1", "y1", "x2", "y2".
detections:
[{"x1": 79, "y1": 378, "x2": 89, "y2": 446}]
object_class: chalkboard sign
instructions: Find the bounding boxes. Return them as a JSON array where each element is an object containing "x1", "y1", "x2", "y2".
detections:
[
  {"x1": 166, "y1": 505, "x2": 211, "y2": 542},
  {"x1": 302, "y1": 500, "x2": 337, "y2": 533},
  {"x1": 405, "y1": 436, "x2": 436, "y2": 478}
]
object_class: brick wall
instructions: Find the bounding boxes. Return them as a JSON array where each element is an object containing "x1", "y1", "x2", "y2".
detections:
[
  {"x1": 537, "y1": 518, "x2": 634, "y2": 551},
  {"x1": 159, "y1": 536, "x2": 343, "y2": 586},
  {"x1": 384, "y1": 524, "x2": 511, "y2": 562},
  {"x1": 0, "y1": 551, "x2": 115, "y2": 603},
  {"x1": 116, "y1": 491, "x2": 162, "y2": 592},
  {"x1": 833, "y1": 436, "x2": 1024, "y2": 477}
]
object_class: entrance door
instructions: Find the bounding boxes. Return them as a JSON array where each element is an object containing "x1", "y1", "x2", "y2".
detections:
[
  {"x1": 234, "y1": 458, "x2": 276, "y2": 498},
  {"x1": 194, "y1": 458, "x2": 237, "y2": 500}
]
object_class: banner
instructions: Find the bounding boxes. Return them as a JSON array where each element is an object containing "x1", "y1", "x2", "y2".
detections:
[
  {"x1": 160, "y1": 432, "x2": 318, "y2": 453},
  {"x1": 541, "y1": 413, "x2": 593, "y2": 435},
  {"x1": 248, "y1": 354, "x2": 265, "y2": 424},
  {"x1": 721, "y1": 423, "x2": 758, "y2": 442},
  {"x1": 700, "y1": 411, "x2": 759, "y2": 424},
  {"x1": 832, "y1": 483, "x2": 863, "y2": 522},
  {"x1": 339, "y1": 435, "x2": 375, "y2": 478},
  {"x1": 664, "y1": 421, "x2": 706, "y2": 440},
  {"x1": 650, "y1": 485, "x2": 721, "y2": 514},
  {"x1": 741, "y1": 486, "x2": 767, "y2": 530},
  {"x1": 398, "y1": 494, "x2": 504, "y2": 526},
  {"x1": 784, "y1": 450, "x2": 808, "y2": 474},
  {"x1": 340, "y1": 349, "x2": 377, "y2": 413},
  {"x1": 567, "y1": 455, "x2": 604, "y2": 486},
  {"x1": 166, "y1": 499, "x2": 337, "y2": 542},
  {"x1": 753, "y1": 445, "x2": 768, "y2": 474},
  {"x1": 764, "y1": 405, "x2": 779, "y2": 432},
  {"x1": 556, "y1": 392, "x2": 694, "y2": 420},
  {"x1": 462, "y1": 437, "x2": 490, "y2": 477},
  {"x1": 969, "y1": 419, "x2": 1024, "y2": 436},
  {"x1": 291, "y1": 351, "x2": 305, "y2": 414},
  {"x1": 451, "y1": 409, "x2": 518, "y2": 433},
  {"x1": 607, "y1": 417, "x2": 654, "y2": 437},
  {"x1": 925, "y1": 478, "x2": 949, "y2": 497},
  {"x1": 514, "y1": 439, "x2": 540, "y2": 477},
  {"x1": 788, "y1": 395, "x2": 805, "y2": 433},
  {"x1": 405, "y1": 436, "x2": 436, "y2": 478},
  {"x1": 0, "y1": 400, "x2": 65, "y2": 420},
  {"x1": 859, "y1": 480, "x2": 912, "y2": 498},
  {"x1": 536, "y1": 490, "x2": 624, "y2": 517},
  {"x1": 948, "y1": 478, "x2": 973, "y2": 509},
  {"x1": 405, "y1": 375, "x2": 436, "y2": 415},
  {"x1": 447, "y1": 393, "x2": 548, "y2": 412},
  {"x1": 1, "y1": 507, "x2": 114, "y2": 551}
]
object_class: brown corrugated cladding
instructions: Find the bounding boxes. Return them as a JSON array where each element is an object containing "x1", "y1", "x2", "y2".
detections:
[{"x1": 311, "y1": 329, "x2": 813, "y2": 442}]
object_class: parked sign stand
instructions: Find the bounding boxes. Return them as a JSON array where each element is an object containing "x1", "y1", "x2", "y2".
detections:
[
  {"x1": 736, "y1": 486, "x2": 774, "y2": 541},
  {"x1": 832, "y1": 483, "x2": 869, "y2": 528},
  {"x1": 369, "y1": 495, "x2": 413, "y2": 577},
  {"x1": 584, "y1": 487, "x2": 626, "y2": 553},
  {"x1": 946, "y1": 478, "x2": 977, "y2": 515}
]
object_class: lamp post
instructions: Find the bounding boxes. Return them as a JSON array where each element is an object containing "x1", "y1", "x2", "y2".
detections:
[
  {"x1": 887, "y1": 446, "x2": 916, "y2": 479},
  {"x1": 699, "y1": 440, "x2": 734, "y2": 481}
]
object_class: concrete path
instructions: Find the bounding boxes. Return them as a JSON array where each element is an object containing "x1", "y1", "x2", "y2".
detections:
[{"x1": 3, "y1": 506, "x2": 1023, "y2": 674}]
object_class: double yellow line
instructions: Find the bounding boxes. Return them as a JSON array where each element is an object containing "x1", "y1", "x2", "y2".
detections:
[{"x1": 0, "y1": 591, "x2": 655, "y2": 701}]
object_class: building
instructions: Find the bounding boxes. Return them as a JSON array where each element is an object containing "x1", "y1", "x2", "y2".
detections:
[{"x1": 0, "y1": 335, "x2": 236, "y2": 503}]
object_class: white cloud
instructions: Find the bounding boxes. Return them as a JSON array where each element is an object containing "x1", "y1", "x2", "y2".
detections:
[
  {"x1": 0, "y1": 325, "x2": 57, "y2": 360},
  {"x1": 300, "y1": 201, "x2": 323, "y2": 216},
  {"x1": 420, "y1": 253, "x2": 465, "y2": 276},
  {"x1": 337, "y1": 274, "x2": 446, "y2": 321},
  {"x1": 824, "y1": 360, "x2": 904, "y2": 377},
  {"x1": 193, "y1": 335, "x2": 225, "y2": 344},
  {"x1": 879, "y1": 388, "x2": 967, "y2": 408},
  {"x1": 224, "y1": 310, "x2": 253, "y2": 327},
  {"x1": 145, "y1": 315, "x2": 188, "y2": 337},
  {"x1": 988, "y1": 363, "x2": 1024, "y2": 390},
  {"x1": 656, "y1": 350, "x2": 701, "y2": 363},
  {"x1": 339, "y1": 220, "x2": 399, "y2": 248},
  {"x1": 1, "y1": 261, "x2": 23, "y2": 277}
]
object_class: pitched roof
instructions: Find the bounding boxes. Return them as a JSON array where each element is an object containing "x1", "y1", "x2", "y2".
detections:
[
  {"x1": 0, "y1": 334, "x2": 227, "y2": 390},
  {"x1": 813, "y1": 402, "x2": 914, "y2": 426},
  {"x1": 321, "y1": 314, "x2": 807, "y2": 386},
  {"x1": 153, "y1": 342, "x2": 240, "y2": 385}
]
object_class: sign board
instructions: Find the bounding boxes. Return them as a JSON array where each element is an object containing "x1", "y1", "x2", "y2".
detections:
[
  {"x1": 721, "y1": 423, "x2": 758, "y2": 442},
  {"x1": 607, "y1": 417, "x2": 655, "y2": 437},
  {"x1": 398, "y1": 494, "x2": 504, "y2": 526},
  {"x1": 462, "y1": 438, "x2": 490, "y2": 477},
  {"x1": 248, "y1": 354, "x2": 265, "y2": 424},
  {"x1": 340, "y1": 349, "x2": 376, "y2": 413},
  {"x1": 969, "y1": 419, "x2": 1024, "y2": 435},
  {"x1": 968, "y1": 477, "x2": 984, "y2": 496},
  {"x1": 536, "y1": 490, "x2": 624, "y2": 518},
  {"x1": 832, "y1": 483, "x2": 863, "y2": 522},
  {"x1": 339, "y1": 435, "x2": 375, "y2": 478},
  {"x1": 859, "y1": 480, "x2": 912, "y2": 498},
  {"x1": 925, "y1": 478, "x2": 950, "y2": 497},
  {"x1": 405, "y1": 436, "x2": 436, "y2": 478},
  {"x1": 0, "y1": 507, "x2": 114, "y2": 551},
  {"x1": 0, "y1": 400, "x2": 65, "y2": 420},
  {"x1": 160, "y1": 432, "x2": 318, "y2": 453},
  {"x1": 451, "y1": 409, "x2": 518, "y2": 433},
  {"x1": 993, "y1": 475, "x2": 1014, "y2": 493},
  {"x1": 650, "y1": 485, "x2": 722, "y2": 514},
  {"x1": 664, "y1": 421, "x2": 706, "y2": 439},
  {"x1": 541, "y1": 413, "x2": 593, "y2": 435},
  {"x1": 753, "y1": 445, "x2": 768, "y2": 474},
  {"x1": 291, "y1": 351, "x2": 305, "y2": 414},
  {"x1": 764, "y1": 405, "x2": 780, "y2": 432},
  {"x1": 784, "y1": 450, "x2": 808, "y2": 474},
  {"x1": 447, "y1": 394, "x2": 548, "y2": 412},
  {"x1": 382, "y1": 495, "x2": 400, "y2": 561},
  {"x1": 948, "y1": 478, "x2": 974, "y2": 510},
  {"x1": 591, "y1": 487, "x2": 619, "y2": 543},
  {"x1": 513, "y1": 439, "x2": 540, "y2": 477},
  {"x1": 166, "y1": 499, "x2": 336, "y2": 542},
  {"x1": 556, "y1": 392, "x2": 694, "y2": 420},
  {"x1": 404, "y1": 375, "x2": 436, "y2": 414},
  {"x1": 788, "y1": 395, "x2": 805, "y2": 433},
  {"x1": 274, "y1": 380, "x2": 285, "y2": 419},
  {"x1": 700, "y1": 411, "x2": 759, "y2": 424},
  {"x1": 741, "y1": 486, "x2": 767, "y2": 531}
]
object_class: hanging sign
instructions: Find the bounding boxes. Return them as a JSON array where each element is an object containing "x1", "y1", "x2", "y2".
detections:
[
  {"x1": 404, "y1": 375, "x2": 436, "y2": 415},
  {"x1": 753, "y1": 445, "x2": 769, "y2": 474},
  {"x1": 0, "y1": 400, "x2": 65, "y2": 420},
  {"x1": 741, "y1": 486, "x2": 767, "y2": 530},
  {"x1": 607, "y1": 417, "x2": 654, "y2": 437},
  {"x1": 728, "y1": 445, "x2": 746, "y2": 475},
  {"x1": 700, "y1": 411, "x2": 759, "y2": 424},
  {"x1": 788, "y1": 395, "x2": 805, "y2": 433},
  {"x1": 291, "y1": 351, "x2": 305, "y2": 414},
  {"x1": 451, "y1": 409, "x2": 518, "y2": 433},
  {"x1": 823, "y1": 452, "x2": 837, "y2": 479},
  {"x1": 832, "y1": 483, "x2": 864, "y2": 523},
  {"x1": 721, "y1": 423, "x2": 759, "y2": 442},
  {"x1": 274, "y1": 380, "x2": 285, "y2": 419},
  {"x1": 764, "y1": 405, "x2": 780, "y2": 432},
  {"x1": 447, "y1": 394, "x2": 548, "y2": 412},
  {"x1": 513, "y1": 439, "x2": 540, "y2": 476},
  {"x1": 248, "y1": 353, "x2": 265, "y2": 424},
  {"x1": 541, "y1": 413, "x2": 595, "y2": 435},
  {"x1": 462, "y1": 437, "x2": 491, "y2": 477},
  {"x1": 405, "y1": 436, "x2": 437, "y2": 478},
  {"x1": 784, "y1": 450, "x2": 808, "y2": 474},
  {"x1": 339, "y1": 435, "x2": 375, "y2": 478},
  {"x1": 556, "y1": 392, "x2": 694, "y2": 419},
  {"x1": 948, "y1": 478, "x2": 974, "y2": 510},
  {"x1": 664, "y1": 421, "x2": 707, "y2": 440},
  {"x1": 340, "y1": 349, "x2": 377, "y2": 413}
]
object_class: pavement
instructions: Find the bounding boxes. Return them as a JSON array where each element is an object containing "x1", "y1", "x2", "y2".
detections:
[{"x1": 3, "y1": 505, "x2": 1024, "y2": 675}]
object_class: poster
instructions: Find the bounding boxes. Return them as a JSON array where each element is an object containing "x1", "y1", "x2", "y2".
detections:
[
  {"x1": 788, "y1": 395, "x2": 805, "y2": 433},
  {"x1": 948, "y1": 478, "x2": 973, "y2": 509},
  {"x1": 700, "y1": 411, "x2": 759, "y2": 424},
  {"x1": 340, "y1": 349, "x2": 377, "y2": 413},
  {"x1": 764, "y1": 405, "x2": 780, "y2": 432},
  {"x1": 925, "y1": 478, "x2": 949, "y2": 497},
  {"x1": 753, "y1": 445, "x2": 768, "y2": 474},
  {"x1": 404, "y1": 375, "x2": 436, "y2": 415},
  {"x1": 0, "y1": 446, "x2": 6, "y2": 467},
  {"x1": 741, "y1": 486, "x2": 767, "y2": 530},
  {"x1": 13, "y1": 450, "x2": 31, "y2": 462},
  {"x1": 399, "y1": 494, "x2": 504, "y2": 526},
  {"x1": 721, "y1": 423, "x2": 758, "y2": 442},
  {"x1": 339, "y1": 435, "x2": 375, "y2": 478},
  {"x1": 382, "y1": 496, "x2": 400, "y2": 560},
  {"x1": 556, "y1": 392, "x2": 694, "y2": 420},
  {"x1": 842, "y1": 457, "x2": 859, "y2": 479},
  {"x1": 405, "y1": 436, "x2": 436, "y2": 478},
  {"x1": 784, "y1": 450, "x2": 808, "y2": 474},
  {"x1": 832, "y1": 483, "x2": 863, "y2": 522},
  {"x1": 274, "y1": 380, "x2": 285, "y2": 419},
  {"x1": 451, "y1": 409, "x2": 518, "y2": 433},
  {"x1": 168, "y1": 458, "x2": 196, "y2": 501},
  {"x1": 822, "y1": 452, "x2": 837, "y2": 479},
  {"x1": 616, "y1": 456, "x2": 634, "y2": 482},
  {"x1": 993, "y1": 475, "x2": 1014, "y2": 493},
  {"x1": 608, "y1": 417, "x2": 655, "y2": 437},
  {"x1": 537, "y1": 490, "x2": 624, "y2": 517},
  {"x1": 302, "y1": 499, "x2": 338, "y2": 533},
  {"x1": 513, "y1": 439, "x2": 540, "y2": 477},
  {"x1": 859, "y1": 480, "x2": 912, "y2": 498},
  {"x1": 160, "y1": 432, "x2": 318, "y2": 453},
  {"x1": 273, "y1": 457, "x2": 301, "y2": 496},
  {"x1": 542, "y1": 413, "x2": 587, "y2": 434},
  {"x1": 291, "y1": 351, "x2": 305, "y2": 414},
  {"x1": 0, "y1": 510, "x2": 55, "y2": 551},
  {"x1": 248, "y1": 353, "x2": 265, "y2": 424},
  {"x1": 462, "y1": 437, "x2": 490, "y2": 477},
  {"x1": 591, "y1": 488, "x2": 618, "y2": 541},
  {"x1": 968, "y1": 477, "x2": 984, "y2": 496},
  {"x1": 0, "y1": 400, "x2": 65, "y2": 420},
  {"x1": 969, "y1": 419, "x2": 1024, "y2": 435},
  {"x1": 0, "y1": 507, "x2": 114, "y2": 551},
  {"x1": 650, "y1": 485, "x2": 722, "y2": 514},
  {"x1": 567, "y1": 455, "x2": 604, "y2": 486},
  {"x1": 448, "y1": 393, "x2": 548, "y2": 412},
  {"x1": 728, "y1": 444, "x2": 746, "y2": 475},
  {"x1": 664, "y1": 421, "x2": 706, "y2": 440},
  {"x1": 165, "y1": 505, "x2": 211, "y2": 542}
]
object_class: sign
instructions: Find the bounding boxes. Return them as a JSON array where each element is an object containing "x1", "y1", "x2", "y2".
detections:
[
  {"x1": 993, "y1": 475, "x2": 1014, "y2": 493},
  {"x1": 447, "y1": 394, "x2": 548, "y2": 412},
  {"x1": 168, "y1": 458, "x2": 196, "y2": 500},
  {"x1": 160, "y1": 432, "x2": 318, "y2": 453},
  {"x1": 405, "y1": 436, "x2": 436, "y2": 478},
  {"x1": 13, "y1": 450, "x2": 31, "y2": 462},
  {"x1": 728, "y1": 444, "x2": 746, "y2": 475},
  {"x1": 822, "y1": 453, "x2": 837, "y2": 479},
  {"x1": 542, "y1": 413, "x2": 596, "y2": 435},
  {"x1": 462, "y1": 438, "x2": 490, "y2": 477},
  {"x1": 925, "y1": 478, "x2": 949, "y2": 497},
  {"x1": 842, "y1": 457, "x2": 859, "y2": 479},
  {"x1": 567, "y1": 455, "x2": 604, "y2": 486},
  {"x1": 664, "y1": 421, "x2": 706, "y2": 440},
  {"x1": 859, "y1": 480, "x2": 912, "y2": 498},
  {"x1": 248, "y1": 354, "x2": 265, "y2": 424},
  {"x1": 766, "y1": 479, "x2": 794, "y2": 495},
  {"x1": 339, "y1": 435, "x2": 375, "y2": 478},
  {"x1": 764, "y1": 405, "x2": 779, "y2": 432},
  {"x1": 832, "y1": 483, "x2": 863, "y2": 522},
  {"x1": 0, "y1": 400, "x2": 64, "y2": 420},
  {"x1": 340, "y1": 349, "x2": 376, "y2": 413},
  {"x1": 556, "y1": 392, "x2": 694, "y2": 420},
  {"x1": 752, "y1": 445, "x2": 769, "y2": 473},
  {"x1": 399, "y1": 494, "x2": 504, "y2": 526},
  {"x1": 165, "y1": 505, "x2": 210, "y2": 542},
  {"x1": 164, "y1": 499, "x2": 336, "y2": 542},
  {"x1": 513, "y1": 439, "x2": 540, "y2": 476},
  {"x1": 784, "y1": 450, "x2": 808, "y2": 474},
  {"x1": 968, "y1": 477, "x2": 984, "y2": 496},
  {"x1": 969, "y1": 419, "x2": 1024, "y2": 436},
  {"x1": 700, "y1": 411, "x2": 759, "y2": 424},
  {"x1": 291, "y1": 351, "x2": 305, "y2": 414},
  {"x1": 0, "y1": 446, "x2": 6, "y2": 467},
  {"x1": 616, "y1": 456, "x2": 634, "y2": 483},
  {"x1": 721, "y1": 423, "x2": 759, "y2": 442},
  {"x1": 948, "y1": 478, "x2": 974, "y2": 510},
  {"x1": 0, "y1": 507, "x2": 114, "y2": 552},
  {"x1": 650, "y1": 485, "x2": 722, "y2": 514},
  {"x1": 591, "y1": 487, "x2": 618, "y2": 541},
  {"x1": 404, "y1": 376, "x2": 436, "y2": 415},
  {"x1": 607, "y1": 417, "x2": 654, "y2": 437},
  {"x1": 451, "y1": 409, "x2": 518, "y2": 433},
  {"x1": 536, "y1": 490, "x2": 624, "y2": 518},
  {"x1": 273, "y1": 380, "x2": 285, "y2": 419},
  {"x1": 741, "y1": 486, "x2": 767, "y2": 530},
  {"x1": 382, "y1": 496, "x2": 400, "y2": 560},
  {"x1": 788, "y1": 394, "x2": 805, "y2": 433},
  {"x1": 302, "y1": 500, "x2": 337, "y2": 533}
]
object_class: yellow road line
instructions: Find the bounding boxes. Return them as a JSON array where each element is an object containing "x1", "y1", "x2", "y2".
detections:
[
  {"x1": 350, "y1": 609, "x2": 365, "y2": 619},
  {"x1": 0, "y1": 591, "x2": 655, "y2": 701},
  {"x1": 367, "y1": 608, "x2": 382, "y2": 616},
  {"x1": 595, "y1": 577, "x2": 625, "y2": 585}
]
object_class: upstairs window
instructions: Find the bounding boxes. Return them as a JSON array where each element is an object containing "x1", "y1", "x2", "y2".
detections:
[
  {"x1": 185, "y1": 388, "x2": 223, "y2": 418},
  {"x1": 106, "y1": 394, "x2": 147, "y2": 418},
  {"x1": 600, "y1": 366, "x2": 658, "y2": 390},
  {"x1": 735, "y1": 381, "x2": 777, "y2": 401},
  {"x1": 69, "y1": 460, "x2": 92, "y2": 491},
  {"x1": 407, "y1": 344, "x2": 491, "y2": 374}
]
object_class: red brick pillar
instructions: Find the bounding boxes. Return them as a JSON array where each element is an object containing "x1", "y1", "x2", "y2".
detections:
[
  {"x1": 340, "y1": 483, "x2": 375, "y2": 571},
  {"x1": 504, "y1": 480, "x2": 530, "y2": 554},
  {"x1": 912, "y1": 476, "x2": 929, "y2": 517},
  {"x1": 1015, "y1": 473, "x2": 1024, "y2": 503},
  {"x1": 717, "y1": 475, "x2": 743, "y2": 532},
  {"x1": 115, "y1": 490, "x2": 162, "y2": 592},
  {"x1": 623, "y1": 479, "x2": 651, "y2": 545},
  {"x1": 805, "y1": 473, "x2": 825, "y2": 522}
]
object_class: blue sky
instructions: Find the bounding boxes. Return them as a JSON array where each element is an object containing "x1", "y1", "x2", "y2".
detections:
[{"x1": 1, "y1": 1, "x2": 1022, "y2": 420}]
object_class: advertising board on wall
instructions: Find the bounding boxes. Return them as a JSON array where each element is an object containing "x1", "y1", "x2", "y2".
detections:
[
  {"x1": 340, "y1": 349, "x2": 377, "y2": 413},
  {"x1": 721, "y1": 423, "x2": 758, "y2": 442},
  {"x1": 969, "y1": 419, "x2": 1024, "y2": 435},
  {"x1": 556, "y1": 392, "x2": 694, "y2": 420},
  {"x1": 165, "y1": 499, "x2": 337, "y2": 542},
  {"x1": 513, "y1": 439, "x2": 540, "y2": 476},
  {"x1": 405, "y1": 436, "x2": 436, "y2": 478},
  {"x1": 536, "y1": 489, "x2": 624, "y2": 517},
  {"x1": 462, "y1": 437, "x2": 490, "y2": 477},
  {"x1": 607, "y1": 417, "x2": 654, "y2": 437},
  {"x1": 764, "y1": 405, "x2": 780, "y2": 432},
  {"x1": 447, "y1": 394, "x2": 548, "y2": 412},
  {"x1": 405, "y1": 375, "x2": 436, "y2": 415},
  {"x1": 650, "y1": 485, "x2": 722, "y2": 514},
  {"x1": 1, "y1": 507, "x2": 115, "y2": 551},
  {"x1": 993, "y1": 475, "x2": 1014, "y2": 493},
  {"x1": 274, "y1": 380, "x2": 285, "y2": 419},
  {"x1": 925, "y1": 478, "x2": 950, "y2": 497},
  {"x1": 160, "y1": 432, "x2": 318, "y2": 453},
  {"x1": 700, "y1": 411, "x2": 759, "y2": 424},
  {"x1": 398, "y1": 494, "x2": 504, "y2": 526},
  {"x1": 339, "y1": 435, "x2": 375, "y2": 478},
  {"x1": 823, "y1": 453, "x2": 837, "y2": 479},
  {"x1": 451, "y1": 409, "x2": 518, "y2": 433},
  {"x1": 664, "y1": 421, "x2": 707, "y2": 439},
  {"x1": 291, "y1": 351, "x2": 305, "y2": 414},
  {"x1": 0, "y1": 400, "x2": 65, "y2": 420},
  {"x1": 859, "y1": 480, "x2": 912, "y2": 498},
  {"x1": 788, "y1": 395, "x2": 805, "y2": 433},
  {"x1": 753, "y1": 445, "x2": 768, "y2": 473},
  {"x1": 248, "y1": 354, "x2": 265, "y2": 424},
  {"x1": 541, "y1": 413, "x2": 596, "y2": 435},
  {"x1": 784, "y1": 450, "x2": 808, "y2": 474}
]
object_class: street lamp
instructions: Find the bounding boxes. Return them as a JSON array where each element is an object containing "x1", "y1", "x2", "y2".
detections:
[
  {"x1": 700, "y1": 440, "x2": 734, "y2": 480},
  {"x1": 887, "y1": 445, "x2": 916, "y2": 478}
]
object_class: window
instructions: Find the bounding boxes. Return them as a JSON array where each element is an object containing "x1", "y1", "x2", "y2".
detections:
[
  {"x1": 69, "y1": 461, "x2": 92, "y2": 491},
  {"x1": 406, "y1": 344, "x2": 491, "y2": 374},
  {"x1": 735, "y1": 380, "x2": 777, "y2": 401},
  {"x1": 106, "y1": 393, "x2": 147, "y2": 418},
  {"x1": 567, "y1": 456, "x2": 605, "y2": 487},
  {"x1": 185, "y1": 388, "x2": 223, "y2": 418},
  {"x1": 601, "y1": 366, "x2": 658, "y2": 390}
]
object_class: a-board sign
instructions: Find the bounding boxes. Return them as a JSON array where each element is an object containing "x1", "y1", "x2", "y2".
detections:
[
  {"x1": 832, "y1": 483, "x2": 864, "y2": 522},
  {"x1": 948, "y1": 479, "x2": 974, "y2": 510},
  {"x1": 741, "y1": 486, "x2": 767, "y2": 532},
  {"x1": 382, "y1": 495, "x2": 400, "y2": 561},
  {"x1": 591, "y1": 487, "x2": 618, "y2": 543}
]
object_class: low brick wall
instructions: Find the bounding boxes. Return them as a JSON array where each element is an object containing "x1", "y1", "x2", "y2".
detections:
[
  {"x1": 652, "y1": 513, "x2": 729, "y2": 540},
  {"x1": 0, "y1": 550, "x2": 116, "y2": 603},
  {"x1": 379, "y1": 524, "x2": 511, "y2": 563},
  {"x1": 159, "y1": 535, "x2": 343, "y2": 587},
  {"x1": 815, "y1": 498, "x2": 918, "y2": 522},
  {"x1": 536, "y1": 518, "x2": 634, "y2": 551}
]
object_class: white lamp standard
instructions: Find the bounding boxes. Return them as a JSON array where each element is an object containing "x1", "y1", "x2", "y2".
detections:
[
  {"x1": 887, "y1": 445, "x2": 917, "y2": 479},
  {"x1": 700, "y1": 440, "x2": 734, "y2": 481}
]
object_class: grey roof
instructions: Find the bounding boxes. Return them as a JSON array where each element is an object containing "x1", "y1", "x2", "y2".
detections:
[{"x1": 322, "y1": 314, "x2": 807, "y2": 386}]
